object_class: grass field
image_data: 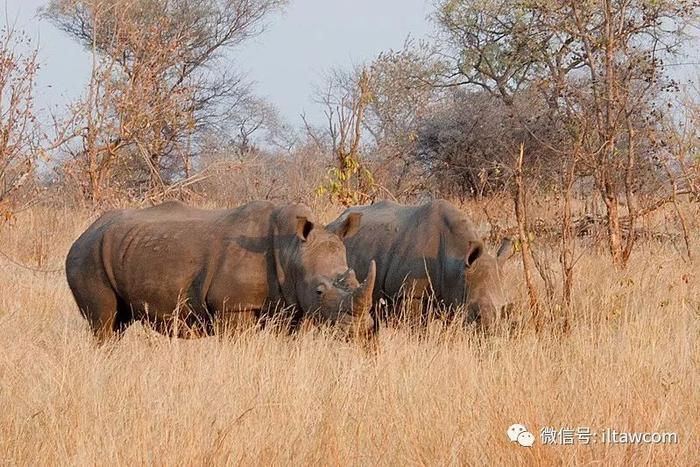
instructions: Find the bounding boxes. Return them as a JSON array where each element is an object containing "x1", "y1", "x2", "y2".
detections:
[{"x1": 0, "y1": 204, "x2": 698, "y2": 465}]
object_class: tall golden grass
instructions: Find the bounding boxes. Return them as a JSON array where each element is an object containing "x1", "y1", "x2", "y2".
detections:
[{"x1": 0, "y1": 203, "x2": 698, "y2": 465}]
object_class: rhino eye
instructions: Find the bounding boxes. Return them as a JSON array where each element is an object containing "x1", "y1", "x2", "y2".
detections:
[{"x1": 316, "y1": 283, "x2": 328, "y2": 296}]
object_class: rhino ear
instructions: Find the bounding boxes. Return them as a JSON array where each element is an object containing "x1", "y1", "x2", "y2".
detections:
[
  {"x1": 465, "y1": 241, "x2": 484, "y2": 268},
  {"x1": 336, "y1": 213, "x2": 362, "y2": 240},
  {"x1": 296, "y1": 216, "x2": 315, "y2": 241}
]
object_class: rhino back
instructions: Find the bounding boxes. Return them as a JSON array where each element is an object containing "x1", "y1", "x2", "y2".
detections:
[{"x1": 68, "y1": 201, "x2": 277, "y2": 320}]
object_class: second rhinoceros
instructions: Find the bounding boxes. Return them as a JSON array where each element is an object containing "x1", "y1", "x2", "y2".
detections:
[
  {"x1": 66, "y1": 200, "x2": 376, "y2": 340},
  {"x1": 328, "y1": 199, "x2": 511, "y2": 328}
]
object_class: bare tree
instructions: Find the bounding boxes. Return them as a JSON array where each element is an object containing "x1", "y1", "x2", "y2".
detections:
[
  {"x1": 669, "y1": 81, "x2": 700, "y2": 201},
  {"x1": 363, "y1": 42, "x2": 441, "y2": 196},
  {"x1": 0, "y1": 27, "x2": 39, "y2": 219},
  {"x1": 44, "y1": 0, "x2": 287, "y2": 203},
  {"x1": 305, "y1": 67, "x2": 376, "y2": 206},
  {"x1": 512, "y1": 145, "x2": 540, "y2": 323}
]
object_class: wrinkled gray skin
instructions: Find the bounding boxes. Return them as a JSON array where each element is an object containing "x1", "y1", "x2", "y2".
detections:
[
  {"x1": 328, "y1": 200, "x2": 512, "y2": 329},
  {"x1": 66, "y1": 201, "x2": 376, "y2": 340}
]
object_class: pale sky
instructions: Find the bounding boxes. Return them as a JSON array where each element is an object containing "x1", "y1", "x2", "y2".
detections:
[
  {"x1": 3, "y1": 0, "x2": 433, "y2": 125},
  {"x1": 3, "y1": 0, "x2": 698, "y2": 129}
]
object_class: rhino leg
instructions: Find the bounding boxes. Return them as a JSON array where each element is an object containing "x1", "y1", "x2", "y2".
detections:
[
  {"x1": 68, "y1": 268, "x2": 134, "y2": 342},
  {"x1": 70, "y1": 280, "x2": 123, "y2": 341}
]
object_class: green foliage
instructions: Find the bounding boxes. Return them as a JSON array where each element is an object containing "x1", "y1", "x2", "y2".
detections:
[{"x1": 315, "y1": 154, "x2": 375, "y2": 206}]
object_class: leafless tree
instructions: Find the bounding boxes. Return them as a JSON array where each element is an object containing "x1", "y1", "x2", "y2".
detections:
[
  {"x1": 44, "y1": 0, "x2": 287, "y2": 203},
  {"x1": 0, "y1": 27, "x2": 39, "y2": 219},
  {"x1": 363, "y1": 42, "x2": 441, "y2": 196},
  {"x1": 304, "y1": 67, "x2": 376, "y2": 206}
]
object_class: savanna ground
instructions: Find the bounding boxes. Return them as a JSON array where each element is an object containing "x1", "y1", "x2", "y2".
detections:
[{"x1": 0, "y1": 198, "x2": 698, "y2": 466}]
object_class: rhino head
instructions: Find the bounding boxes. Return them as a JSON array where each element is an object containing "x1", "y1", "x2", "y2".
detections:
[
  {"x1": 443, "y1": 237, "x2": 513, "y2": 329},
  {"x1": 274, "y1": 210, "x2": 376, "y2": 338}
]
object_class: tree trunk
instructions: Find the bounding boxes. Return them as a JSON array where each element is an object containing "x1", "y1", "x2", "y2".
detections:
[
  {"x1": 602, "y1": 184, "x2": 624, "y2": 268},
  {"x1": 560, "y1": 155, "x2": 577, "y2": 333},
  {"x1": 513, "y1": 144, "x2": 540, "y2": 327}
]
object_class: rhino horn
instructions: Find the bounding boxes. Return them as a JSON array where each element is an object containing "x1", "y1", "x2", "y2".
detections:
[{"x1": 352, "y1": 260, "x2": 376, "y2": 316}]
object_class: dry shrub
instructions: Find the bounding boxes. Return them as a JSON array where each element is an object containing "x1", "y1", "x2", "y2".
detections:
[{"x1": 194, "y1": 150, "x2": 328, "y2": 208}]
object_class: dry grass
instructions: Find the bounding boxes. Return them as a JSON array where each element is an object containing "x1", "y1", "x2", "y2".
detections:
[{"x1": 0, "y1": 204, "x2": 699, "y2": 465}]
